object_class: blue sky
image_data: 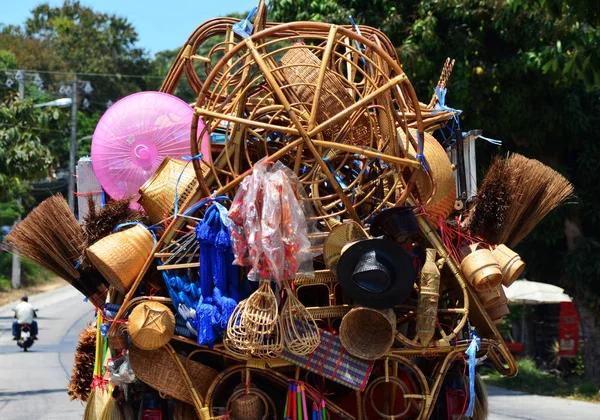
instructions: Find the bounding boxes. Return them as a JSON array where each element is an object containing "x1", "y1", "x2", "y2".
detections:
[{"x1": 1, "y1": 0, "x2": 258, "y2": 55}]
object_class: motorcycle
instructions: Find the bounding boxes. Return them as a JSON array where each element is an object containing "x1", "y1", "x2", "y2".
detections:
[{"x1": 17, "y1": 323, "x2": 34, "y2": 352}]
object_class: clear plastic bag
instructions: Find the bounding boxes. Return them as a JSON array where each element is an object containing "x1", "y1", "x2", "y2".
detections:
[
  {"x1": 260, "y1": 170, "x2": 285, "y2": 282},
  {"x1": 107, "y1": 351, "x2": 136, "y2": 386}
]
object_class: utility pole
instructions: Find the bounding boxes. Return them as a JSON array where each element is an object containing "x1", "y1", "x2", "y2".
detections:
[
  {"x1": 11, "y1": 76, "x2": 25, "y2": 289},
  {"x1": 68, "y1": 74, "x2": 78, "y2": 213}
]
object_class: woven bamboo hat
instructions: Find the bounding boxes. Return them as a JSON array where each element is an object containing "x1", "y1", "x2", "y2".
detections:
[
  {"x1": 323, "y1": 221, "x2": 369, "y2": 271},
  {"x1": 398, "y1": 128, "x2": 455, "y2": 211},
  {"x1": 339, "y1": 307, "x2": 396, "y2": 360},
  {"x1": 86, "y1": 224, "x2": 154, "y2": 294},
  {"x1": 128, "y1": 301, "x2": 175, "y2": 350},
  {"x1": 138, "y1": 156, "x2": 200, "y2": 225}
]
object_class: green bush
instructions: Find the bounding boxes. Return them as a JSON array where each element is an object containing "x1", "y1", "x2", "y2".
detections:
[
  {"x1": 0, "y1": 252, "x2": 53, "y2": 290},
  {"x1": 486, "y1": 358, "x2": 600, "y2": 402}
]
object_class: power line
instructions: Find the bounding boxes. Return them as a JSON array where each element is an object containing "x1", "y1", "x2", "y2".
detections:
[{"x1": 4, "y1": 68, "x2": 166, "y2": 80}]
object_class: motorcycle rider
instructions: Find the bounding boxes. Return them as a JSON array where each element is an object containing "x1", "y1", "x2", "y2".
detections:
[{"x1": 12, "y1": 296, "x2": 38, "y2": 340}]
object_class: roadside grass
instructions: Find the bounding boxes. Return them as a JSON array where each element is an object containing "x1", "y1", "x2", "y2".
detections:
[{"x1": 485, "y1": 358, "x2": 600, "y2": 403}]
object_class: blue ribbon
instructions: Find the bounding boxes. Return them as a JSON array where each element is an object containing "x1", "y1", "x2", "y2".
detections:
[
  {"x1": 433, "y1": 86, "x2": 462, "y2": 116},
  {"x1": 416, "y1": 131, "x2": 429, "y2": 172},
  {"x1": 113, "y1": 221, "x2": 157, "y2": 245},
  {"x1": 465, "y1": 329, "x2": 480, "y2": 417},
  {"x1": 348, "y1": 16, "x2": 368, "y2": 67},
  {"x1": 232, "y1": 6, "x2": 258, "y2": 38}
]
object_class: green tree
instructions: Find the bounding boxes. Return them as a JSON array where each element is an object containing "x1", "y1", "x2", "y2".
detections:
[
  {"x1": 272, "y1": 0, "x2": 600, "y2": 383},
  {"x1": 22, "y1": 0, "x2": 151, "y2": 107}
]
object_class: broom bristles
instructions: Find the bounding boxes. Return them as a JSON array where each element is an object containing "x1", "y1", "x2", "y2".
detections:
[
  {"x1": 5, "y1": 194, "x2": 85, "y2": 283},
  {"x1": 470, "y1": 154, "x2": 574, "y2": 247}
]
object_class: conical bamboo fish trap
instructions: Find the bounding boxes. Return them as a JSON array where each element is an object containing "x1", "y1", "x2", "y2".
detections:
[{"x1": 189, "y1": 22, "x2": 426, "y2": 227}]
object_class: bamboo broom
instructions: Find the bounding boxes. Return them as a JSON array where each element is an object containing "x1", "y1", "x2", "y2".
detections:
[{"x1": 469, "y1": 154, "x2": 574, "y2": 248}]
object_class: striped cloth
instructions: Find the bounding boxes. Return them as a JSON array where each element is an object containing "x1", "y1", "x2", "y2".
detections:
[{"x1": 281, "y1": 330, "x2": 374, "y2": 391}]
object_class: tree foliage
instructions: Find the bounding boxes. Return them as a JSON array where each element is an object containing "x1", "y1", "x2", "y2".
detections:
[{"x1": 21, "y1": 0, "x2": 151, "y2": 106}]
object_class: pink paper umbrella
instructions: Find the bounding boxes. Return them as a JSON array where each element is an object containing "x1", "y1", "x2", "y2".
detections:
[{"x1": 91, "y1": 91, "x2": 209, "y2": 206}]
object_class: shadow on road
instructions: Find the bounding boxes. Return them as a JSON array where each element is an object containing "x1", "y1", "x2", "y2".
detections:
[{"x1": 0, "y1": 388, "x2": 66, "y2": 398}]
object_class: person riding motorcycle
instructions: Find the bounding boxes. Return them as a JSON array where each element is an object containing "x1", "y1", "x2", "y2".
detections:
[{"x1": 12, "y1": 296, "x2": 38, "y2": 340}]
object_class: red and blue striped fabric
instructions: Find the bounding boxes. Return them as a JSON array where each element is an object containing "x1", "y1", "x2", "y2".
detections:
[{"x1": 281, "y1": 329, "x2": 374, "y2": 391}]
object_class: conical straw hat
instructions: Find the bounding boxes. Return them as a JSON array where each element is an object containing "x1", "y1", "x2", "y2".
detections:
[{"x1": 128, "y1": 301, "x2": 175, "y2": 350}]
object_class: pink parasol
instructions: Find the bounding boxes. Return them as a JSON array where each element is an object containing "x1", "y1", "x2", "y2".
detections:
[{"x1": 91, "y1": 91, "x2": 209, "y2": 206}]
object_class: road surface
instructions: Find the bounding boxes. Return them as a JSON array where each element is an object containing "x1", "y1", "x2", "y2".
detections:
[
  {"x1": 487, "y1": 385, "x2": 600, "y2": 420},
  {"x1": 0, "y1": 286, "x2": 92, "y2": 420},
  {"x1": 1, "y1": 286, "x2": 598, "y2": 419}
]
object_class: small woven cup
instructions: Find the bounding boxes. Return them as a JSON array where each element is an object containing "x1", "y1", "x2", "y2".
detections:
[
  {"x1": 86, "y1": 224, "x2": 154, "y2": 295},
  {"x1": 339, "y1": 307, "x2": 396, "y2": 360},
  {"x1": 492, "y1": 244, "x2": 525, "y2": 287},
  {"x1": 475, "y1": 284, "x2": 503, "y2": 309},
  {"x1": 486, "y1": 287, "x2": 509, "y2": 324},
  {"x1": 461, "y1": 248, "x2": 503, "y2": 291},
  {"x1": 138, "y1": 156, "x2": 199, "y2": 225},
  {"x1": 128, "y1": 301, "x2": 175, "y2": 350}
]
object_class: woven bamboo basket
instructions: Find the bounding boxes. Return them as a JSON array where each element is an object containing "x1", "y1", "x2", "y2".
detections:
[
  {"x1": 138, "y1": 157, "x2": 199, "y2": 225},
  {"x1": 129, "y1": 345, "x2": 218, "y2": 405},
  {"x1": 127, "y1": 301, "x2": 175, "y2": 350},
  {"x1": 227, "y1": 387, "x2": 275, "y2": 420},
  {"x1": 460, "y1": 246, "x2": 503, "y2": 291},
  {"x1": 280, "y1": 47, "x2": 371, "y2": 146},
  {"x1": 86, "y1": 225, "x2": 154, "y2": 295},
  {"x1": 339, "y1": 307, "x2": 396, "y2": 360},
  {"x1": 492, "y1": 244, "x2": 525, "y2": 287}
]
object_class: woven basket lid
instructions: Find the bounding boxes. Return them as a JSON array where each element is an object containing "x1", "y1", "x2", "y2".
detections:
[
  {"x1": 128, "y1": 301, "x2": 175, "y2": 350},
  {"x1": 86, "y1": 224, "x2": 154, "y2": 295},
  {"x1": 323, "y1": 221, "x2": 369, "y2": 271}
]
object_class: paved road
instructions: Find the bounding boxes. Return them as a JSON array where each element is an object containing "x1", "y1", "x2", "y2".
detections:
[
  {"x1": 0, "y1": 286, "x2": 93, "y2": 420},
  {"x1": 487, "y1": 385, "x2": 600, "y2": 420}
]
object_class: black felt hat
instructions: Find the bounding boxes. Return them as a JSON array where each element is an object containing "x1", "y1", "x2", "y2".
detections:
[
  {"x1": 369, "y1": 206, "x2": 420, "y2": 241},
  {"x1": 337, "y1": 239, "x2": 416, "y2": 309}
]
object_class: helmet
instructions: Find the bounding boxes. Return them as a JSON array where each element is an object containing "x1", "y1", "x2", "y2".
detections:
[{"x1": 21, "y1": 296, "x2": 28, "y2": 302}]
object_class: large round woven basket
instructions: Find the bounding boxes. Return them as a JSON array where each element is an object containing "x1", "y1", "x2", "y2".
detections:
[
  {"x1": 86, "y1": 224, "x2": 154, "y2": 294},
  {"x1": 128, "y1": 301, "x2": 175, "y2": 350},
  {"x1": 138, "y1": 156, "x2": 199, "y2": 225},
  {"x1": 129, "y1": 345, "x2": 218, "y2": 405},
  {"x1": 339, "y1": 307, "x2": 396, "y2": 360}
]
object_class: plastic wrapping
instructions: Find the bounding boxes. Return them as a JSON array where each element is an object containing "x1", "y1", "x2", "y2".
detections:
[
  {"x1": 228, "y1": 159, "x2": 315, "y2": 284},
  {"x1": 107, "y1": 351, "x2": 136, "y2": 386},
  {"x1": 416, "y1": 248, "x2": 441, "y2": 345}
]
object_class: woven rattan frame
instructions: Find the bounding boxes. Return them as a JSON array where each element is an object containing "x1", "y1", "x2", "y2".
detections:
[{"x1": 189, "y1": 22, "x2": 425, "y2": 226}]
